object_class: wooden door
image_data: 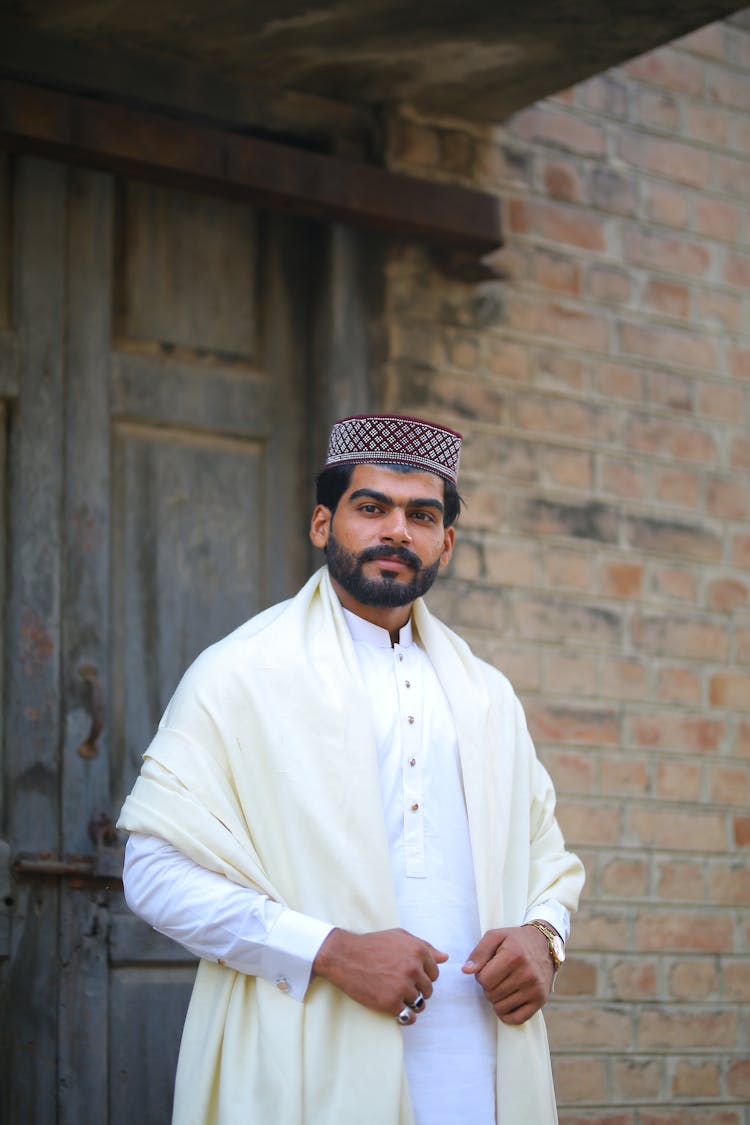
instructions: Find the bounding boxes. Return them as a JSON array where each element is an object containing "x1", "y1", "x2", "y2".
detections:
[{"x1": 0, "y1": 155, "x2": 312, "y2": 1123}]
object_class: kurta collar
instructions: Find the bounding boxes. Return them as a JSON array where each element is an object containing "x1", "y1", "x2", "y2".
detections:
[{"x1": 341, "y1": 605, "x2": 414, "y2": 649}]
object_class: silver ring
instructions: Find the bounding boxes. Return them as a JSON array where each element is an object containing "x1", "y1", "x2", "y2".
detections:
[
  {"x1": 407, "y1": 992, "x2": 425, "y2": 1012},
  {"x1": 396, "y1": 1007, "x2": 412, "y2": 1025}
]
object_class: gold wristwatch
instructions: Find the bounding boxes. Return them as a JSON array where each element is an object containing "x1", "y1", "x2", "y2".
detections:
[{"x1": 527, "y1": 920, "x2": 566, "y2": 979}]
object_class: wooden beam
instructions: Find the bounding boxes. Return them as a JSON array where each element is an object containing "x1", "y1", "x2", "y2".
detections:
[{"x1": 0, "y1": 79, "x2": 502, "y2": 255}]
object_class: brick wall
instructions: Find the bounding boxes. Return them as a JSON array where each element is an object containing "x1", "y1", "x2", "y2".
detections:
[{"x1": 383, "y1": 14, "x2": 750, "y2": 1124}]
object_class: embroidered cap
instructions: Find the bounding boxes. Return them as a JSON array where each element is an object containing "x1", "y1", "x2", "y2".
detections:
[{"x1": 326, "y1": 414, "x2": 463, "y2": 484}]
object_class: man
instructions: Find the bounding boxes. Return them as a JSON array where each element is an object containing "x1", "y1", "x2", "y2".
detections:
[{"x1": 119, "y1": 413, "x2": 584, "y2": 1125}]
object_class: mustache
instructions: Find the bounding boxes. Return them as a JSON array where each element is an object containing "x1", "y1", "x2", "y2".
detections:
[{"x1": 357, "y1": 544, "x2": 423, "y2": 571}]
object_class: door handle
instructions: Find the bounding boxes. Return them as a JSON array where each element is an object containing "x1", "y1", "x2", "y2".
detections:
[{"x1": 77, "y1": 663, "x2": 105, "y2": 759}]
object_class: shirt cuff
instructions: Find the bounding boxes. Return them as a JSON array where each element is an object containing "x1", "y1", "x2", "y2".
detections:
[
  {"x1": 523, "y1": 900, "x2": 571, "y2": 943},
  {"x1": 260, "y1": 909, "x2": 335, "y2": 1001}
]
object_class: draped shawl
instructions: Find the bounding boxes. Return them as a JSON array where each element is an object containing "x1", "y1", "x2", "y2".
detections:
[{"x1": 118, "y1": 566, "x2": 584, "y2": 1125}]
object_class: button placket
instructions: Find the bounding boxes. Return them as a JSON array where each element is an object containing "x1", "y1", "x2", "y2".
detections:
[{"x1": 395, "y1": 643, "x2": 425, "y2": 877}]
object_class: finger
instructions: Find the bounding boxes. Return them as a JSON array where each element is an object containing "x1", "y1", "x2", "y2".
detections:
[
  {"x1": 462, "y1": 929, "x2": 504, "y2": 975},
  {"x1": 395, "y1": 1004, "x2": 417, "y2": 1026},
  {"x1": 495, "y1": 998, "x2": 541, "y2": 1026}
]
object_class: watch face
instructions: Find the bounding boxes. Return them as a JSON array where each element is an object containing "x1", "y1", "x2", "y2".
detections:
[{"x1": 552, "y1": 935, "x2": 566, "y2": 964}]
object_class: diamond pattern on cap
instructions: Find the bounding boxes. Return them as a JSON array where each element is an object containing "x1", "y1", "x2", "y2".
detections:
[{"x1": 326, "y1": 415, "x2": 462, "y2": 483}]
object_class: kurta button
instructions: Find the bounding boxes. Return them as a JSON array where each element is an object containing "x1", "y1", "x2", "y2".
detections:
[
  {"x1": 407, "y1": 715, "x2": 415, "y2": 724},
  {"x1": 405, "y1": 680, "x2": 411, "y2": 688},
  {"x1": 275, "y1": 977, "x2": 291, "y2": 992},
  {"x1": 409, "y1": 757, "x2": 416, "y2": 767},
  {"x1": 411, "y1": 802, "x2": 419, "y2": 811}
]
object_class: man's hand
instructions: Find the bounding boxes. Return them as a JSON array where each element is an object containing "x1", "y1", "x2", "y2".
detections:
[
  {"x1": 461, "y1": 925, "x2": 555, "y2": 1025},
  {"x1": 313, "y1": 927, "x2": 449, "y2": 1024}
]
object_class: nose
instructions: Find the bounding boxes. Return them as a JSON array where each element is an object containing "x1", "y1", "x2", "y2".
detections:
[{"x1": 381, "y1": 507, "x2": 412, "y2": 544}]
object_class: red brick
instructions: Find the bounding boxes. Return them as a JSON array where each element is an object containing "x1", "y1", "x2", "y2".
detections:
[
  {"x1": 542, "y1": 448, "x2": 592, "y2": 489},
  {"x1": 627, "y1": 708, "x2": 726, "y2": 751},
  {"x1": 517, "y1": 497, "x2": 617, "y2": 543},
  {"x1": 543, "y1": 548, "x2": 593, "y2": 589},
  {"x1": 451, "y1": 540, "x2": 482, "y2": 581},
  {"x1": 508, "y1": 198, "x2": 606, "y2": 251},
  {"x1": 554, "y1": 956, "x2": 598, "y2": 995},
  {"x1": 669, "y1": 960, "x2": 719, "y2": 1001},
  {"x1": 581, "y1": 74, "x2": 628, "y2": 118},
  {"x1": 601, "y1": 457, "x2": 648, "y2": 498},
  {"x1": 527, "y1": 703, "x2": 619, "y2": 746},
  {"x1": 629, "y1": 807, "x2": 726, "y2": 851},
  {"x1": 444, "y1": 330, "x2": 479, "y2": 370},
  {"x1": 599, "y1": 658, "x2": 649, "y2": 701},
  {"x1": 535, "y1": 348, "x2": 586, "y2": 390},
  {"x1": 484, "y1": 338, "x2": 528, "y2": 381},
  {"x1": 504, "y1": 296, "x2": 610, "y2": 350},
  {"x1": 637, "y1": 1007, "x2": 737, "y2": 1048},
  {"x1": 713, "y1": 154, "x2": 750, "y2": 200},
  {"x1": 656, "y1": 858, "x2": 705, "y2": 900},
  {"x1": 642, "y1": 1112, "x2": 741, "y2": 1125},
  {"x1": 515, "y1": 395, "x2": 615, "y2": 441},
  {"x1": 612, "y1": 1057, "x2": 662, "y2": 1100},
  {"x1": 684, "y1": 103, "x2": 730, "y2": 146},
  {"x1": 678, "y1": 22, "x2": 726, "y2": 60},
  {"x1": 622, "y1": 226, "x2": 711, "y2": 276},
  {"x1": 732, "y1": 534, "x2": 750, "y2": 568},
  {"x1": 730, "y1": 436, "x2": 750, "y2": 469},
  {"x1": 727, "y1": 1058, "x2": 750, "y2": 1098},
  {"x1": 656, "y1": 667, "x2": 702, "y2": 705},
  {"x1": 510, "y1": 105, "x2": 607, "y2": 155},
  {"x1": 557, "y1": 802, "x2": 622, "y2": 846},
  {"x1": 619, "y1": 131, "x2": 710, "y2": 188},
  {"x1": 601, "y1": 560, "x2": 643, "y2": 599},
  {"x1": 709, "y1": 859, "x2": 750, "y2": 904},
  {"x1": 542, "y1": 748, "x2": 597, "y2": 793},
  {"x1": 609, "y1": 958, "x2": 658, "y2": 999},
  {"x1": 632, "y1": 615, "x2": 727, "y2": 661},
  {"x1": 648, "y1": 369, "x2": 693, "y2": 411},
  {"x1": 541, "y1": 157, "x2": 585, "y2": 202},
  {"x1": 484, "y1": 541, "x2": 538, "y2": 585},
  {"x1": 625, "y1": 415, "x2": 718, "y2": 463},
  {"x1": 707, "y1": 477, "x2": 748, "y2": 520},
  {"x1": 589, "y1": 168, "x2": 638, "y2": 216},
  {"x1": 671, "y1": 1058, "x2": 721, "y2": 1097},
  {"x1": 588, "y1": 266, "x2": 632, "y2": 303},
  {"x1": 636, "y1": 88, "x2": 679, "y2": 129},
  {"x1": 637, "y1": 913, "x2": 734, "y2": 953},
  {"x1": 627, "y1": 515, "x2": 722, "y2": 561},
  {"x1": 575, "y1": 907, "x2": 629, "y2": 950},
  {"x1": 645, "y1": 181, "x2": 689, "y2": 227},
  {"x1": 653, "y1": 467, "x2": 700, "y2": 508},
  {"x1": 543, "y1": 651, "x2": 598, "y2": 697},
  {"x1": 619, "y1": 321, "x2": 717, "y2": 371},
  {"x1": 736, "y1": 722, "x2": 750, "y2": 758},
  {"x1": 516, "y1": 596, "x2": 621, "y2": 646},
  {"x1": 707, "y1": 66, "x2": 750, "y2": 110},
  {"x1": 546, "y1": 1003, "x2": 631, "y2": 1049},
  {"x1": 724, "y1": 960, "x2": 750, "y2": 1001},
  {"x1": 655, "y1": 760, "x2": 701, "y2": 801},
  {"x1": 732, "y1": 816, "x2": 750, "y2": 846},
  {"x1": 644, "y1": 278, "x2": 690, "y2": 319},
  {"x1": 694, "y1": 197, "x2": 740, "y2": 242},
  {"x1": 652, "y1": 567, "x2": 698, "y2": 601},
  {"x1": 727, "y1": 346, "x2": 750, "y2": 378},
  {"x1": 623, "y1": 48, "x2": 705, "y2": 95},
  {"x1": 531, "y1": 249, "x2": 582, "y2": 295},
  {"x1": 601, "y1": 856, "x2": 649, "y2": 897},
  {"x1": 600, "y1": 756, "x2": 650, "y2": 796},
  {"x1": 593, "y1": 364, "x2": 643, "y2": 402},
  {"x1": 725, "y1": 250, "x2": 750, "y2": 289},
  {"x1": 697, "y1": 379, "x2": 744, "y2": 418},
  {"x1": 387, "y1": 115, "x2": 440, "y2": 167},
  {"x1": 707, "y1": 578, "x2": 748, "y2": 612},
  {"x1": 709, "y1": 674, "x2": 750, "y2": 710},
  {"x1": 481, "y1": 643, "x2": 539, "y2": 693},
  {"x1": 552, "y1": 1055, "x2": 608, "y2": 1102},
  {"x1": 559, "y1": 1115, "x2": 633, "y2": 1125}
]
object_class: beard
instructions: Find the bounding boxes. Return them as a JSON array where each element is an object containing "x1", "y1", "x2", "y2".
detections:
[{"x1": 325, "y1": 531, "x2": 442, "y2": 608}]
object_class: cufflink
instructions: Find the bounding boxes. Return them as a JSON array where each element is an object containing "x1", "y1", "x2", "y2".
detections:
[{"x1": 275, "y1": 976, "x2": 291, "y2": 993}]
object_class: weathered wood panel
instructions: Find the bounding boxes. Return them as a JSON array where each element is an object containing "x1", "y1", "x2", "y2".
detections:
[
  {"x1": 0, "y1": 152, "x2": 9, "y2": 328},
  {"x1": 116, "y1": 180, "x2": 257, "y2": 358},
  {"x1": 111, "y1": 422, "x2": 265, "y2": 808},
  {"x1": 2, "y1": 155, "x2": 66, "y2": 1124},
  {"x1": 58, "y1": 166, "x2": 114, "y2": 1124},
  {"x1": 108, "y1": 967, "x2": 195, "y2": 1125}
]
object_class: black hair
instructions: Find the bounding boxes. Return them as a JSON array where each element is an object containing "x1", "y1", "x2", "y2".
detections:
[{"x1": 315, "y1": 462, "x2": 463, "y2": 528}]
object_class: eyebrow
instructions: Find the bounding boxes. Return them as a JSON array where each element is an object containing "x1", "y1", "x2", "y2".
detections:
[{"x1": 348, "y1": 488, "x2": 444, "y2": 514}]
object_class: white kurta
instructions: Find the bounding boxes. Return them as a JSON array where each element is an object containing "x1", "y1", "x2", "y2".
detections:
[{"x1": 118, "y1": 566, "x2": 585, "y2": 1124}]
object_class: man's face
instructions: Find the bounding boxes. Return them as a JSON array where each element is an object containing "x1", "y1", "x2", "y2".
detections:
[{"x1": 309, "y1": 464, "x2": 455, "y2": 612}]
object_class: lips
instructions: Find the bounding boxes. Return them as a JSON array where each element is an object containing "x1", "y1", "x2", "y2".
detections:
[{"x1": 373, "y1": 557, "x2": 411, "y2": 573}]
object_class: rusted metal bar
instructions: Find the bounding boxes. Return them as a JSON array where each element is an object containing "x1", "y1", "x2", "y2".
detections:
[{"x1": 0, "y1": 78, "x2": 502, "y2": 256}]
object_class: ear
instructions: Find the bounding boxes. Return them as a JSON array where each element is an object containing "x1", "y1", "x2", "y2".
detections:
[
  {"x1": 439, "y1": 526, "x2": 455, "y2": 570},
  {"x1": 309, "y1": 504, "x2": 333, "y2": 549}
]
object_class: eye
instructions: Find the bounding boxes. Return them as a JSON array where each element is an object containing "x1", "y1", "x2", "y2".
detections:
[
  {"x1": 412, "y1": 511, "x2": 436, "y2": 523},
  {"x1": 359, "y1": 503, "x2": 382, "y2": 514}
]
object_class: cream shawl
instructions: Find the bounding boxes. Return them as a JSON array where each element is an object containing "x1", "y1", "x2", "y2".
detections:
[{"x1": 118, "y1": 567, "x2": 584, "y2": 1125}]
